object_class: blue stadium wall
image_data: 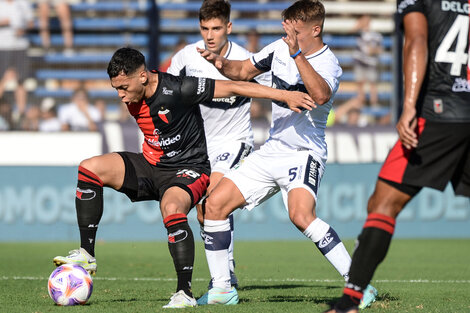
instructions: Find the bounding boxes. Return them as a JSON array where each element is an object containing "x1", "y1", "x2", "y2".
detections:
[{"x1": 0, "y1": 125, "x2": 469, "y2": 241}]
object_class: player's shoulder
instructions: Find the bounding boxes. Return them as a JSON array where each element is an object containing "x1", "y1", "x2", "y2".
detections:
[{"x1": 225, "y1": 40, "x2": 252, "y2": 60}]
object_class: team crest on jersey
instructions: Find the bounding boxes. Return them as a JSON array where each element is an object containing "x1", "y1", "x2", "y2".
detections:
[{"x1": 158, "y1": 107, "x2": 171, "y2": 124}]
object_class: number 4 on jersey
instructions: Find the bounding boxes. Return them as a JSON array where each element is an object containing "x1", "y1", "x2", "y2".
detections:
[{"x1": 435, "y1": 14, "x2": 469, "y2": 76}]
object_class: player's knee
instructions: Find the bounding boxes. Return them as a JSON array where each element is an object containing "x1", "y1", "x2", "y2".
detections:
[
  {"x1": 367, "y1": 193, "x2": 400, "y2": 217},
  {"x1": 204, "y1": 193, "x2": 229, "y2": 220},
  {"x1": 79, "y1": 157, "x2": 101, "y2": 176},
  {"x1": 288, "y1": 210, "x2": 315, "y2": 231}
]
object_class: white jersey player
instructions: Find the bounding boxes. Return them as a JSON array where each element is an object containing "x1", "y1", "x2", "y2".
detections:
[
  {"x1": 167, "y1": 0, "x2": 263, "y2": 290},
  {"x1": 168, "y1": 39, "x2": 254, "y2": 175},
  {"x1": 196, "y1": 0, "x2": 377, "y2": 307}
]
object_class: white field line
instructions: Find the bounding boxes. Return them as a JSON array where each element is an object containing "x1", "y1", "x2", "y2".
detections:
[{"x1": 2, "y1": 276, "x2": 470, "y2": 284}]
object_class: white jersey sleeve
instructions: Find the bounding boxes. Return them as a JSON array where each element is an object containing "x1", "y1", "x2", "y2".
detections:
[
  {"x1": 167, "y1": 48, "x2": 186, "y2": 76},
  {"x1": 251, "y1": 39, "x2": 342, "y2": 162}
]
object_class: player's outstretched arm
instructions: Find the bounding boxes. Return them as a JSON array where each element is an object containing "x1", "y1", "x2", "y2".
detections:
[
  {"x1": 397, "y1": 12, "x2": 428, "y2": 150},
  {"x1": 196, "y1": 47, "x2": 261, "y2": 81},
  {"x1": 214, "y1": 80, "x2": 316, "y2": 113}
]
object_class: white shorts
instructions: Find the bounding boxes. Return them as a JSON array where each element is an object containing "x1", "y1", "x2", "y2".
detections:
[
  {"x1": 207, "y1": 141, "x2": 253, "y2": 175},
  {"x1": 225, "y1": 140, "x2": 326, "y2": 211}
]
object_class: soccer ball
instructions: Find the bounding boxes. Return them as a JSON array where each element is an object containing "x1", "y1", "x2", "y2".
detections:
[{"x1": 47, "y1": 264, "x2": 93, "y2": 306}]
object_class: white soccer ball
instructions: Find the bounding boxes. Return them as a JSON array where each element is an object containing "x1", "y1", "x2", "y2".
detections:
[{"x1": 47, "y1": 264, "x2": 93, "y2": 306}]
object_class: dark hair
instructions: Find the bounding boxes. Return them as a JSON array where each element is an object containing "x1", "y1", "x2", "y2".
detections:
[
  {"x1": 199, "y1": 0, "x2": 231, "y2": 23},
  {"x1": 107, "y1": 47, "x2": 146, "y2": 78},
  {"x1": 282, "y1": 0, "x2": 325, "y2": 25}
]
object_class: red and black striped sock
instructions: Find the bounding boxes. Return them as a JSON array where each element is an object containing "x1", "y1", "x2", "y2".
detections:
[
  {"x1": 336, "y1": 213, "x2": 395, "y2": 310},
  {"x1": 76, "y1": 166, "x2": 104, "y2": 257},
  {"x1": 164, "y1": 213, "x2": 194, "y2": 297}
]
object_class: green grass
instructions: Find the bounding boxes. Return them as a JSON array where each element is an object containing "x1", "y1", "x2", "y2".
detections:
[{"x1": 1, "y1": 240, "x2": 470, "y2": 313}]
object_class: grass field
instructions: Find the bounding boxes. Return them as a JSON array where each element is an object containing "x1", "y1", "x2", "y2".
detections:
[{"x1": 1, "y1": 240, "x2": 469, "y2": 313}]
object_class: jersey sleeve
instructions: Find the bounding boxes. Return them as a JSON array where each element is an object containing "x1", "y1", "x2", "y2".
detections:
[
  {"x1": 397, "y1": 0, "x2": 424, "y2": 18},
  {"x1": 180, "y1": 76, "x2": 215, "y2": 107},
  {"x1": 250, "y1": 42, "x2": 276, "y2": 72},
  {"x1": 167, "y1": 49, "x2": 187, "y2": 76}
]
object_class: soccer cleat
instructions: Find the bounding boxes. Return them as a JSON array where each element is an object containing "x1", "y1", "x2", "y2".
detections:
[
  {"x1": 162, "y1": 290, "x2": 197, "y2": 308},
  {"x1": 208, "y1": 270, "x2": 239, "y2": 289},
  {"x1": 53, "y1": 248, "x2": 97, "y2": 275},
  {"x1": 358, "y1": 284, "x2": 378, "y2": 309},
  {"x1": 197, "y1": 286, "x2": 239, "y2": 305}
]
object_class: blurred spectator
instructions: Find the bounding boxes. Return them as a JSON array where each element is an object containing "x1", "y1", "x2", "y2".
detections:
[
  {"x1": 159, "y1": 36, "x2": 187, "y2": 72},
  {"x1": 0, "y1": 0, "x2": 34, "y2": 123},
  {"x1": 94, "y1": 99, "x2": 108, "y2": 121},
  {"x1": 20, "y1": 104, "x2": 40, "y2": 131},
  {"x1": 0, "y1": 98, "x2": 12, "y2": 131},
  {"x1": 58, "y1": 88, "x2": 102, "y2": 131},
  {"x1": 250, "y1": 99, "x2": 270, "y2": 150},
  {"x1": 37, "y1": 0, "x2": 74, "y2": 52},
  {"x1": 353, "y1": 15, "x2": 383, "y2": 107},
  {"x1": 245, "y1": 28, "x2": 261, "y2": 53},
  {"x1": 39, "y1": 97, "x2": 61, "y2": 132},
  {"x1": 334, "y1": 15, "x2": 383, "y2": 125}
]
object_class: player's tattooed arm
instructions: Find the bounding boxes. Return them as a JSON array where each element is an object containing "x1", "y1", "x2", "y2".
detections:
[{"x1": 214, "y1": 80, "x2": 316, "y2": 113}]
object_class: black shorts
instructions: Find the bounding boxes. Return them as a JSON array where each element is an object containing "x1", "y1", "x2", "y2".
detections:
[
  {"x1": 379, "y1": 118, "x2": 470, "y2": 197},
  {"x1": 117, "y1": 152, "x2": 210, "y2": 206}
]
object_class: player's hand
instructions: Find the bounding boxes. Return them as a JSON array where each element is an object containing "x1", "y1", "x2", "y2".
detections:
[
  {"x1": 286, "y1": 91, "x2": 316, "y2": 113},
  {"x1": 282, "y1": 20, "x2": 300, "y2": 56},
  {"x1": 396, "y1": 106, "x2": 418, "y2": 149},
  {"x1": 196, "y1": 47, "x2": 224, "y2": 69}
]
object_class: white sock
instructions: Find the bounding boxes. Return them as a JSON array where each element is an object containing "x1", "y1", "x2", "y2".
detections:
[
  {"x1": 204, "y1": 219, "x2": 231, "y2": 289},
  {"x1": 303, "y1": 218, "x2": 352, "y2": 279}
]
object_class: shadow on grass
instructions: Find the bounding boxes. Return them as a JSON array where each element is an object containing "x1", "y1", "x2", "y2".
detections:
[
  {"x1": 238, "y1": 284, "x2": 343, "y2": 305},
  {"x1": 239, "y1": 284, "x2": 341, "y2": 292}
]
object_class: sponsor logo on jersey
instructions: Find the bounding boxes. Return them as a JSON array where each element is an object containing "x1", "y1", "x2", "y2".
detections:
[
  {"x1": 275, "y1": 56, "x2": 287, "y2": 67},
  {"x1": 452, "y1": 78, "x2": 470, "y2": 92},
  {"x1": 162, "y1": 87, "x2": 174, "y2": 96},
  {"x1": 397, "y1": 0, "x2": 417, "y2": 14},
  {"x1": 158, "y1": 108, "x2": 171, "y2": 124},
  {"x1": 147, "y1": 134, "x2": 181, "y2": 148},
  {"x1": 76, "y1": 187, "x2": 96, "y2": 200},
  {"x1": 168, "y1": 229, "x2": 188, "y2": 243},
  {"x1": 197, "y1": 77, "x2": 206, "y2": 94},
  {"x1": 318, "y1": 232, "x2": 334, "y2": 248},
  {"x1": 441, "y1": 1, "x2": 469, "y2": 14},
  {"x1": 166, "y1": 150, "x2": 181, "y2": 157},
  {"x1": 153, "y1": 128, "x2": 161, "y2": 136},
  {"x1": 212, "y1": 96, "x2": 237, "y2": 105}
]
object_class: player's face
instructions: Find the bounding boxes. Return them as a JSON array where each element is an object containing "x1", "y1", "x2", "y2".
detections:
[
  {"x1": 110, "y1": 68, "x2": 147, "y2": 105},
  {"x1": 199, "y1": 18, "x2": 232, "y2": 55},
  {"x1": 291, "y1": 20, "x2": 321, "y2": 52}
]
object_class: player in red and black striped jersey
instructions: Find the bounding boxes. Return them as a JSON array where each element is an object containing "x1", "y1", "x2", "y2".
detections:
[
  {"x1": 327, "y1": 1, "x2": 469, "y2": 312},
  {"x1": 52, "y1": 47, "x2": 315, "y2": 308}
]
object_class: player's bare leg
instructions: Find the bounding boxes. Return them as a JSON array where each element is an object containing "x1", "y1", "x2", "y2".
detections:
[
  {"x1": 287, "y1": 188, "x2": 352, "y2": 279},
  {"x1": 288, "y1": 188, "x2": 377, "y2": 309}
]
